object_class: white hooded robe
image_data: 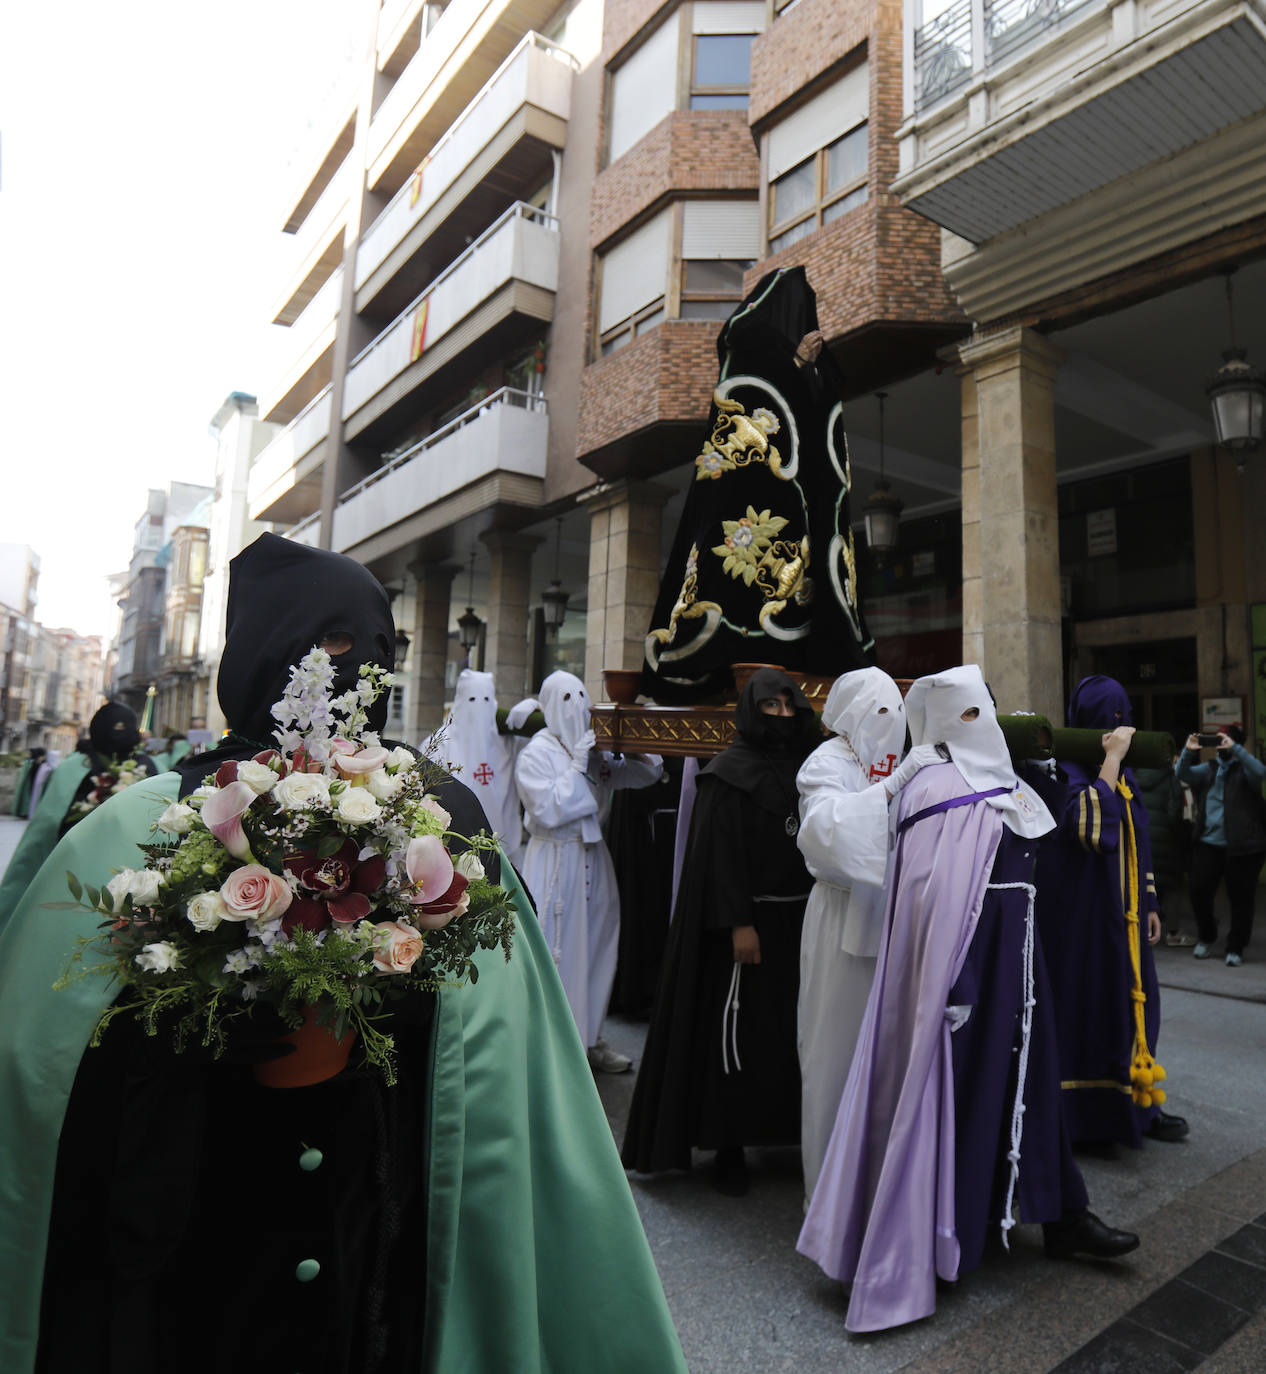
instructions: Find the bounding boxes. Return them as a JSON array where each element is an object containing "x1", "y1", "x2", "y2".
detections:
[
  {"x1": 515, "y1": 672, "x2": 663, "y2": 1047},
  {"x1": 795, "y1": 669, "x2": 906, "y2": 1196}
]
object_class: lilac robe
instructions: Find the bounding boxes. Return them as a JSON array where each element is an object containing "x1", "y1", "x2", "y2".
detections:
[{"x1": 798, "y1": 760, "x2": 1087, "y2": 1332}]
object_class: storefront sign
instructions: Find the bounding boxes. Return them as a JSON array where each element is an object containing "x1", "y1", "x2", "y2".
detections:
[
  {"x1": 1086, "y1": 508, "x2": 1117, "y2": 557},
  {"x1": 1201, "y1": 696, "x2": 1243, "y2": 730}
]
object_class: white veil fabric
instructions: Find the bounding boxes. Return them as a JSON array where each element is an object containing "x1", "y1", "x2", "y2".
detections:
[
  {"x1": 821, "y1": 668, "x2": 907, "y2": 785},
  {"x1": 904, "y1": 665, "x2": 1054, "y2": 839}
]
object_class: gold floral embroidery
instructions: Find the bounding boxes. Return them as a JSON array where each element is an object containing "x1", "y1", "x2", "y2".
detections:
[
  {"x1": 694, "y1": 395, "x2": 781, "y2": 481},
  {"x1": 647, "y1": 544, "x2": 722, "y2": 652},
  {"x1": 709, "y1": 506, "x2": 813, "y2": 622}
]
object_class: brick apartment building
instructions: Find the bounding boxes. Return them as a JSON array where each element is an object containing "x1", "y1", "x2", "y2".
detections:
[{"x1": 247, "y1": 0, "x2": 966, "y2": 737}]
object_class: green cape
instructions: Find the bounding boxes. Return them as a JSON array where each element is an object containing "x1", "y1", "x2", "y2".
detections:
[
  {"x1": 0, "y1": 754, "x2": 89, "y2": 935},
  {"x1": 12, "y1": 759, "x2": 36, "y2": 817},
  {"x1": 0, "y1": 776, "x2": 685, "y2": 1374}
]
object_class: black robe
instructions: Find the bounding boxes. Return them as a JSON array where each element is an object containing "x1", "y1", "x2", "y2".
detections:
[
  {"x1": 623, "y1": 670, "x2": 818, "y2": 1172},
  {"x1": 641, "y1": 266, "x2": 874, "y2": 703}
]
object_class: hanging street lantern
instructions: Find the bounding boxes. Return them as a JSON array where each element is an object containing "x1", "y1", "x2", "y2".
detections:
[
  {"x1": 1206, "y1": 268, "x2": 1266, "y2": 467},
  {"x1": 863, "y1": 391, "x2": 903, "y2": 561},
  {"x1": 541, "y1": 517, "x2": 569, "y2": 637},
  {"x1": 457, "y1": 552, "x2": 483, "y2": 653}
]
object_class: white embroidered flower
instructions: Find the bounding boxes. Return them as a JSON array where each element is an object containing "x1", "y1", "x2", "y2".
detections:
[
  {"x1": 752, "y1": 407, "x2": 780, "y2": 435},
  {"x1": 187, "y1": 890, "x2": 229, "y2": 932},
  {"x1": 155, "y1": 801, "x2": 197, "y2": 835},
  {"x1": 336, "y1": 788, "x2": 382, "y2": 825},
  {"x1": 135, "y1": 941, "x2": 181, "y2": 973},
  {"x1": 236, "y1": 761, "x2": 279, "y2": 795},
  {"x1": 455, "y1": 850, "x2": 485, "y2": 882},
  {"x1": 365, "y1": 768, "x2": 402, "y2": 803},
  {"x1": 272, "y1": 772, "x2": 331, "y2": 811},
  {"x1": 106, "y1": 868, "x2": 164, "y2": 911}
]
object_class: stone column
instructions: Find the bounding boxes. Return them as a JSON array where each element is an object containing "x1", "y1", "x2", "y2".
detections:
[
  {"x1": 480, "y1": 530, "x2": 542, "y2": 705},
  {"x1": 955, "y1": 326, "x2": 1064, "y2": 719},
  {"x1": 582, "y1": 480, "x2": 670, "y2": 698},
  {"x1": 407, "y1": 561, "x2": 457, "y2": 740}
]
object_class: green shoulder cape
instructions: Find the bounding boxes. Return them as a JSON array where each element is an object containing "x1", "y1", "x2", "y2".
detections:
[
  {"x1": 0, "y1": 754, "x2": 89, "y2": 934},
  {"x1": 0, "y1": 776, "x2": 685, "y2": 1374}
]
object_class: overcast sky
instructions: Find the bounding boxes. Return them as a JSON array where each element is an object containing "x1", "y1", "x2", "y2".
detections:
[{"x1": 0, "y1": 0, "x2": 366, "y2": 638}]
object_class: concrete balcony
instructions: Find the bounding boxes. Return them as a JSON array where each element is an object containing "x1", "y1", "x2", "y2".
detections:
[
  {"x1": 897, "y1": 0, "x2": 1266, "y2": 244},
  {"x1": 342, "y1": 202, "x2": 558, "y2": 442},
  {"x1": 247, "y1": 386, "x2": 332, "y2": 524},
  {"x1": 896, "y1": 0, "x2": 1266, "y2": 322},
  {"x1": 332, "y1": 387, "x2": 548, "y2": 560},
  {"x1": 364, "y1": 0, "x2": 560, "y2": 196},
  {"x1": 355, "y1": 32, "x2": 575, "y2": 313},
  {"x1": 258, "y1": 266, "x2": 343, "y2": 425},
  {"x1": 273, "y1": 159, "x2": 354, "y2": 326}
]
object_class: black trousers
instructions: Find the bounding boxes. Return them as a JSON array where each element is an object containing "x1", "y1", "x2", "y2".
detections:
[{"x1": 1189, "y1": 842, "x2": 1266, "y2": 955}]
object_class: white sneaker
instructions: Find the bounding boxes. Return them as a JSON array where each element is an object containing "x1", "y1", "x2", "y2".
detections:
[{"x1": 587, "y1": 1039, "x2": 632, "y2": 1074}]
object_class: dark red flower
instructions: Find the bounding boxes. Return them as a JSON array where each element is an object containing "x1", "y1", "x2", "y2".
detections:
[
  {"x1": 215, "y1": 760, "x2": 239, "y2": 787},
  {"x1": 281, "y1": 839, "x2": 387, "y2": 933}
]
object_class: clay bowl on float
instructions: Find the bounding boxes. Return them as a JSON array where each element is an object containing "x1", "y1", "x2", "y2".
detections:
[{"x1": 602, "y1": 669, "x2": 643, "y2": 705}]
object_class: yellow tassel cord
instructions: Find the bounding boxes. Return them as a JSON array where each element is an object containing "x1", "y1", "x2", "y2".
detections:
[{"x1": 1118, "y1": 781, "x2": 1168, "y2": 1107}]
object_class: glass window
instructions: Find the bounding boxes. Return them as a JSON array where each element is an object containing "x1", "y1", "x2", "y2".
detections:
[
  {"x1": 680, "y1": 299, "x2": 737, "y2": 320},
  {"x1": 684, "y1": 260, "x2": 748, "y2": 294},
  {"x1": 694, "y1": 34, "x2": 752, "y2": 87},
  {"x1": 689, "y1": 93, "x2": 750, "y2": 110},
  {"x1": 772, "y1": 158, "x2": 816, "y2": 226},
  {"x1": 768, "y1": 123, "x2": 869, "y2": 252},
  {"x1": 826, "y1": 126, "x2": 868, "y2": 193}
]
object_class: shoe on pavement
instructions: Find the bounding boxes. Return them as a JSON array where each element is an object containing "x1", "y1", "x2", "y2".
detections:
[
  {"x1": 1226, "y1": 952, "x2": 1243, "y2": 967},
  {"x1": 1145, "y1": 1110, "x2": 1190, "y2": 1143},
  {"x1": 1043, "y1": 1209, "x2": 1139, "y2": 1261},
  {"x1": 1193, "y1": 942, "x2": 1213, "y2": 959},
  {"x1": 587, "y1": 1039, "x2": 632, "y2": 1074},
  {"x1": 1166, "y1": 931, "x2": 1197, "y2": 947}
]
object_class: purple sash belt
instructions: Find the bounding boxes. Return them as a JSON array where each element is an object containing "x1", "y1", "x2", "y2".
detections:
[{"x1": 898, "y1": 785, "x2": 1013, "y2": 835}]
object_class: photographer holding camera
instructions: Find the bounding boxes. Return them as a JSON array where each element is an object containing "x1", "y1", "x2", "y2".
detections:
[{"x1": 1177, "y1": 725, "x2": 1266, "y2": 966}]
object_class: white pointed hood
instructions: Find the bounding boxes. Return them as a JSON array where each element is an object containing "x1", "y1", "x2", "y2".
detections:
[
  {"x1": 905, "y1": 665, "x2": 1053, "y2": 838},
  {"x1": 539, "y1": 671, "x2": 593, "y2": 752},
  {"x1": 821, "y1": 668, "x2": 906, "y2": 785}
]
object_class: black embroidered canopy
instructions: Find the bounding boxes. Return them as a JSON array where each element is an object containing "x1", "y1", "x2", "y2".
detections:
[{"x1": 641, "y1": 266, "x2": 875, "y2": 703}]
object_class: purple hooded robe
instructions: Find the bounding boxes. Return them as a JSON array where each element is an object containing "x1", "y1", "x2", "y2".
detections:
[
  {"x1": 1034, "y1": 675, "x2": 1163, "y2": 1146},
  {"x1": 799, "y1": 682, "x2": 1087, "y2": 1332}
]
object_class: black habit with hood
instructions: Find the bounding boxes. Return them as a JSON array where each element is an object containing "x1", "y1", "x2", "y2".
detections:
[
  {"x1": 38, "y1": 534, "x2": 497, "y2": 1374},
  {"x1": 641, "y1": 267, "x2": 874, "y2": 704},
  {"x1": 622, "y1": 669, "x2": 821, "y2": 1173},
  {"x1": 61, "y1": 703, "x2": 157, "y2": 835}
]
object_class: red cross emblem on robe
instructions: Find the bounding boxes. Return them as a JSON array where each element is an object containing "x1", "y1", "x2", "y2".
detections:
[
  {"x1": 472, "y1": 762, "x2": 495, "y2": 785},
  {"x1": 868, "y1": 753, "x2": 897, "y2": 783}
]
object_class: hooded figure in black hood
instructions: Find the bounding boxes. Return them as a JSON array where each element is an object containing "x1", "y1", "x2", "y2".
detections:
[
  {"x1": 36, "y1": 534, "x2": 501, "y2": 1374},
  {"x1": 623, "y1": 668, "x2": 820, "y2": 1193}
]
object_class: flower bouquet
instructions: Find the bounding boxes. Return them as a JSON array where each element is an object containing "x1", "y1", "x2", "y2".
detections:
[
  {"x1": 65, "y1": 755, "x2": 148, "y2": 829},
  {"x1": 58, "y1": 649, "x2": 516, "y2": 1084}
]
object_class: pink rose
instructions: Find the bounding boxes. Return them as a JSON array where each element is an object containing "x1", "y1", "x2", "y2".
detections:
[
  {"x1": 372, "y1": 920, "x2": 424, "y2": 974},
  {"x1": 219, "y1": 864, "x2": 293, "y2": 923},
  {"x1": 334, "y1": 746, "x2": 390, "y2": 778},
  {"x1": 202, "y1": 781, "x2": 258, "y2": 861}
]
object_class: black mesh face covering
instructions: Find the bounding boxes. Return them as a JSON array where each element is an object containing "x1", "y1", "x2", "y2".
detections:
[
  {"x1": 88, "y1": 702, "x2": 142, "y2": 759},
  {"x1": 216, "y1": 534, "x2": 395, "y2": 746}
]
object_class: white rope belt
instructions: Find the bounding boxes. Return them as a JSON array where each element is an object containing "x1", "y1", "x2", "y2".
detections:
[
  {"x1": 985, "y1": 880, "x2": 1037, "y2": 1251},
  {"x1": 721, "y1": 963, "x2": 743, "y2": 1076}
]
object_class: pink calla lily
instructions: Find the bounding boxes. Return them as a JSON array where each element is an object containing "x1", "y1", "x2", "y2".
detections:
[
  {"x1": 335, "y1": 746, "x2": 390, "y2": 778},
  {"x1": 403, "y1": 835, "x2": 469, "y2": 930},
  {"x1": 202, "y1": 781, "x2": 258, "y2": 861}
]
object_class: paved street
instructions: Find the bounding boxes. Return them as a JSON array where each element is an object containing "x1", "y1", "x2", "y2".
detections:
[
  {"x1": 4, "y1": 811, "x2": 1265, "y2": 1370},
  {"x1": 596, "y1": 934, "x2": 1266, "y2": 1373}
]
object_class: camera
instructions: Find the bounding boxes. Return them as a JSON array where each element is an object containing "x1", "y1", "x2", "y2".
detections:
[{"x1": 1196, "y1": 732, "x2": 1223, "y2": 748}]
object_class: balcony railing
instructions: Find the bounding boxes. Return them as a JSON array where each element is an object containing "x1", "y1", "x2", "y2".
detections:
[
  {"x1": 332, "y1": 387, "x2": 547, "y2": 551},
  {"x1": 913, "y1": 0, "x2": 1101, "y2": 110},
  {"x1": 274, "y1": 159, "x2": 354, "y2": 323},
  {"x1": 342, "y1": 201, "x2": 559, "y2": 422},
  {"x1": 355, "y1": 32, "x2": 576, "y2": 292},
  {"x1": 248, "y1": 386, "x2": 332, "y2": 518},
  {"x1": 284, "y1": 512, "x2": 322, "y2": 546}
]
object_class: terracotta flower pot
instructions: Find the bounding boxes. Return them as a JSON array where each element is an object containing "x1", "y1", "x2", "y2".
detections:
[
  {"x1": 602, "y1": 669, "x2": 643, "y2": 705},
  {"x1": 253, "y1": 1007, "x2": 358, "y2": 1089}
]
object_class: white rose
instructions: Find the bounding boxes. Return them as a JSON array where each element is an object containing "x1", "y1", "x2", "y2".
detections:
[
  {"x1": 272, "y1": 772, "x2": 332, "y2": 811},
  {"x1": 187, "y1": 890, "x2": 228, "y2": 932},
  {"x1": 155, "y1": 801, "x2": 196, "y2": 835},
  {"x1": 336, "y1": 788, "x2": 382, "y2": 825},
  {"x1": 135, "y1": 941, "x2": 181, "y2": 973},
  {"x1": 117, "y1": 770, "x2": 137, "y2": 788},
  {"x1": 365, "y1": 768, "x2": 402, "y2": 802},
  {"x1": 106, "y1": 868, "x2": 164, "y2": 911},
  {"x1": 455, "y1": 850, "x2": 485, "y2": 882},
  {"x1": 387, "y1": 746, "x2": 416, "y2": 771},
  {"x1": 236, "y1": 761, "x2": 279, "y2": 795},
  {"x1": 187, "y1": 784, "x2": 216, "y2": 807}
]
